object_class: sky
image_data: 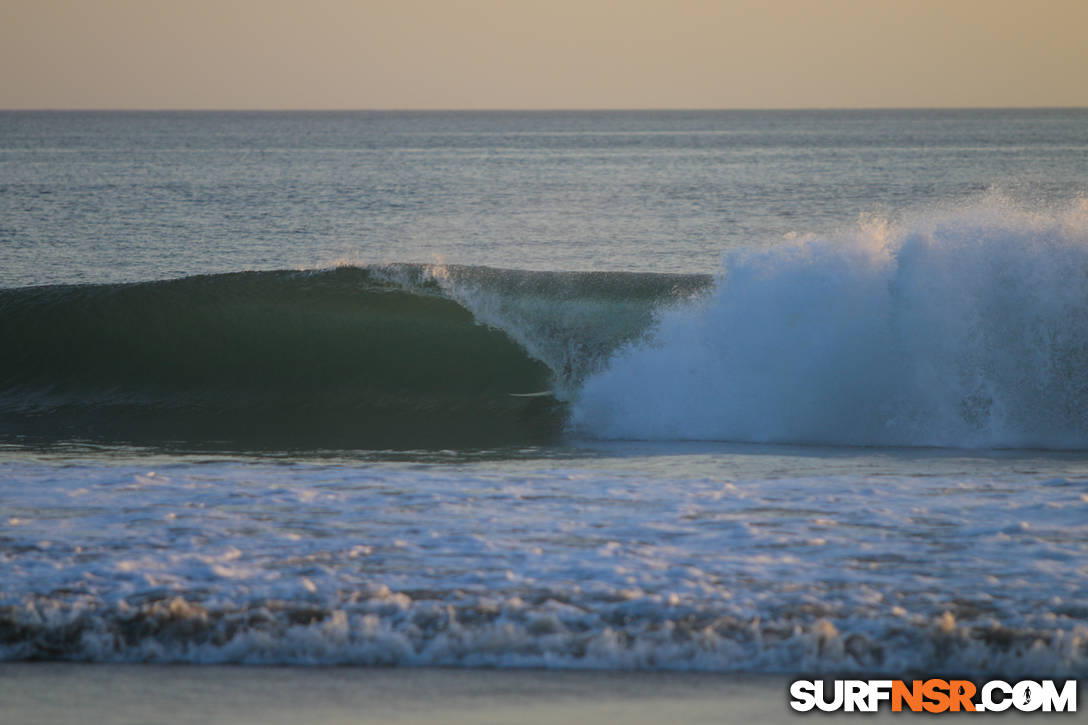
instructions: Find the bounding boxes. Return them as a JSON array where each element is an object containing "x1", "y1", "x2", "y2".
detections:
[{"x1": 2, "y1": 0, "x2": 1086, "y2": 110}]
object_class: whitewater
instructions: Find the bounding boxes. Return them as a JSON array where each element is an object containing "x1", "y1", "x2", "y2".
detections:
[
  {"x1": 4, "y1": 451, "x2": 1087, "y2": 674},
  {"x1": 1, "y1": 109, "x2": 1087, "y2": 678},
  {"x1": 574, "y1": 199, "x2": 1088, "y2": 450}
]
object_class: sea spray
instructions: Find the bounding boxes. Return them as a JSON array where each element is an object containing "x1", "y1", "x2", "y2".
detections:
[{"x1": 573, "y1": 199, "x2": 1088, "y2": 449}]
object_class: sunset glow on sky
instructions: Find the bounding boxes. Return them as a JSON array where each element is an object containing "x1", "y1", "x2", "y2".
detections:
[{"x1": 3, "y1": 0, "x2": 1086, "y2": 109}]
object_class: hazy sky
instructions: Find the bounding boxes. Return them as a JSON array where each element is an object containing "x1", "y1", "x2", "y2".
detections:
[{"x1": 3, "y1": 0, "x2": 1086, "y2": 110}]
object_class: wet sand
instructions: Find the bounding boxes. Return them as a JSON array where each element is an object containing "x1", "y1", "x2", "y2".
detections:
[{"x1": 1, "y1": 664, "x2": 1077, "y2": 724}]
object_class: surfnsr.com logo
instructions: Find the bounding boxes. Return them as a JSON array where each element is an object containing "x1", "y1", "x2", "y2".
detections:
[{"x1": 789, "y1": 679, "x2": 1078, "y2": 713}]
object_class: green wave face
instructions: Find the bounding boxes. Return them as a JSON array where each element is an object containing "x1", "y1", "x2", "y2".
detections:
[
  {"x1": 0, "y1": 268, "x2": 560, "y2": 450},
  {"x1": 0, "y1": 265, "x2": 710, "y2": 451}
]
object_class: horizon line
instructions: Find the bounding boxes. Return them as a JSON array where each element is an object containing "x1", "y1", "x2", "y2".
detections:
[{"x1": 2, "y1": 105, "x2": 1087, "y2": 113}]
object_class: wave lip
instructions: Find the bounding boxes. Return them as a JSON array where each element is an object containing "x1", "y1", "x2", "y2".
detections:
[{"x1": 574, "y1": 199, "x2": 1088, "y2": 450}]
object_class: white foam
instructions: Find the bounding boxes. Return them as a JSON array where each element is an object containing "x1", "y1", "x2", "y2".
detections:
[
  {"x1": 573, "y1": 198, "x2": 1088, "y2": 449},
  {"x1": 2, "y1": 453, "x2": 1087, "y2": 674}
]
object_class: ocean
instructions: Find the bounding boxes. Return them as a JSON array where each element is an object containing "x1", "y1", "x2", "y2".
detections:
[{"x1": 1, "y1": 109, "x2": 1087, "y2": 677}]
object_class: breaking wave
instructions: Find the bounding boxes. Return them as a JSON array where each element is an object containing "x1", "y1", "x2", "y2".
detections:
[
  {"x1": 574, "y1": 199, "x2": 1088, "y2": 450},
  {"x1": 5, "y1": 200, "x2": 1088, "y2": 451},
  {"x1": 0, "y1": 265, "x2": 706, "y2": 450}
]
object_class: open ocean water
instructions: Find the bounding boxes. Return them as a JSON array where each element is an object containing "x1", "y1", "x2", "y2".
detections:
[{"x1": 2, "y1": 109, "x2": 1088, "y2": 675}]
